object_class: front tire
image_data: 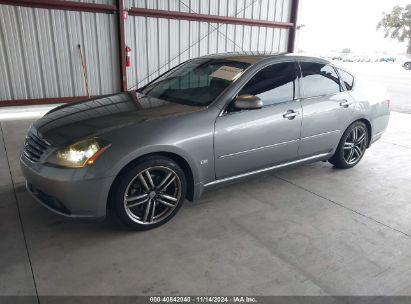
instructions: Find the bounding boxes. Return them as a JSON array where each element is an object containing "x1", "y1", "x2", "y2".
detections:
[
  {"x1": 111, "y1": 155, "x2": 186, "y2": 230},
  {"x1": 329, "y1": 121, "x2": 369, "y2": 169},
  {"x1": 404, "y1": 62, "x2": 411, "y2": 70}
]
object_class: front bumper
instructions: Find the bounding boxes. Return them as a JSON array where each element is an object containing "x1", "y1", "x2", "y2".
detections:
[{"x1": 21, "y1": 156, "x2": 114, "y2": 219}]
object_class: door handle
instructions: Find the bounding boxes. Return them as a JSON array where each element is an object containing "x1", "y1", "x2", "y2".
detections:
[
  {"x1": 339, "y1": 100, "x2": 352, "y2": 108},
  {"x1": 283, "y1": 110, "x2": 299, "y2": 120}
]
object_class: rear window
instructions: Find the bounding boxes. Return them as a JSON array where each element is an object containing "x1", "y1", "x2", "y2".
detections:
[
  {"x1": 337, "y1": 68, "x2": 354, "y2": 91},
  {"x1": 300, "y1": 62, "x2": 341, "y2": 97}
]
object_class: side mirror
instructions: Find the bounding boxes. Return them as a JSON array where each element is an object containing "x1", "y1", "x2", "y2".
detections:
[{"x1": 233, "y1": 94, "x2": 263, "y2": 110}]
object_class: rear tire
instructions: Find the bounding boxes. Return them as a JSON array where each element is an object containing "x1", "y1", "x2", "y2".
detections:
[
  {"x1": 329, "y1": 121, "x2": 369, "y2": 169},
  {"x1": 111, "y1": 155, "x2": 186, "y2": 230}
]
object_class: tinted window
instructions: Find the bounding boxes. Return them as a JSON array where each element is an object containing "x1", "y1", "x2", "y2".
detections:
[
  {"x1": 300, "y1": 62, "x2": 341, "y2": 97},
  {"x1": 337, "y1": 68, "x2": 354, "y2": 90},
  {"x1": 141, "y1": 59, "x2": 250, "y2": 106},
  {"x1": 239, "y1": 62, "x2": 296, "y2": 106}
]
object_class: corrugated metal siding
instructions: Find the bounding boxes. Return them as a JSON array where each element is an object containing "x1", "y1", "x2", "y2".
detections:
[
  {"x1": 61, "y1": 0, "x2": 115, "y2": 5},
  {"x1": 125, "y1": 0, "x2": 291, "y2": 89},
  {"x1": 0, "y1": 0, "x2": 292, "y2": 103},
  {"x1": 0, "y1": 4, "x2": 120, "y2": 101},
  {"x1": 126, "y1": 0, "x2": 291, "y2": 21}
]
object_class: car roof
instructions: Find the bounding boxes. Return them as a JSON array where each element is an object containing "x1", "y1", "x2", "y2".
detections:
[{"x1": 199, "y1": 52, "x2": 330, "y2": 65}]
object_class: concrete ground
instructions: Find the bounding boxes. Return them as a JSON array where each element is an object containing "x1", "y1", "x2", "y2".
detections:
[{"x1": 0, "y1": 111, "x2": 411, "y2": 298}]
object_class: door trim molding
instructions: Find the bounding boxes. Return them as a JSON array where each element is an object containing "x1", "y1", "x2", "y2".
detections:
[
  {"x1": 205, "y1": 153, "x2": 330, "y2": 187},
  {"x1": 218, "y1": 139, "x2": 300, "y2": 159},
  {"x1": 301, "y1": 130, "x2": 340, "y2": 140}
]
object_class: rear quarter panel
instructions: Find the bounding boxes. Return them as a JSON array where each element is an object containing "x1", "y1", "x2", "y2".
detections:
[{"x1": 347, "y1": 76, "x2": 390, "y2": 142}]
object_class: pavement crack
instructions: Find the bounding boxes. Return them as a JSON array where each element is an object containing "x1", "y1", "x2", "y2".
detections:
[
  {"x1": 274, "y1": 174, "x2": 411, "y2": 239},
  {"x1": 0, "y1": 122, "x2": 40, "y2": 304}
]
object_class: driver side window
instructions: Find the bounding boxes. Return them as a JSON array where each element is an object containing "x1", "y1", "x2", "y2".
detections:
[{"x1": 239, "y1": 62, "x2": 297, "y2": 107}]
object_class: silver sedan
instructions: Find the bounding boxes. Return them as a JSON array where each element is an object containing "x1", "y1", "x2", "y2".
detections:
[{"x1": 21, "y1": 53, "x2": 390, "y2": 230}]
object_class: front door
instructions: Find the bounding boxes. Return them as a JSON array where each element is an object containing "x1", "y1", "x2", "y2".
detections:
[{"x1": 214, "y1": 62, "x2": 302, "y2": 179}]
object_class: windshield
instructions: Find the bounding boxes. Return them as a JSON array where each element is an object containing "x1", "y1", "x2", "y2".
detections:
[{"x1": 140, "y1": 58, "x2": 251, "y2": 106}]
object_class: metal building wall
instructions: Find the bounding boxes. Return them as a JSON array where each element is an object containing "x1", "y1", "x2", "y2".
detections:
[
  {"x1": 60, "y1": 0, "x2": 115, "y2": 4},
  {"x1": 0, "y1": 0, "x2": 296, "y2": 105},
  {"x1": 125, "y1": 0, "x2": 292, "y2": 89},
  {"x1": 0, "y1": 4, "x2": 120, "y2": 101}
]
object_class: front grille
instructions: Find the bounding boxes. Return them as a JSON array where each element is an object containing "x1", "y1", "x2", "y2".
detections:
[{"x1": 23, "y1": 132, "x2": 49, "y2": 162}]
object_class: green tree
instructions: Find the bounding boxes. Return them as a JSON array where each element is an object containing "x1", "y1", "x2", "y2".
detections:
[{"x1": 377, "y1": 5, "x2": 411, "y2": 55}]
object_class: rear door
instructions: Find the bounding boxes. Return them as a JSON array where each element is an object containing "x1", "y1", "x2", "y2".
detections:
[
  {"x1": 214, "y1": 61, "x2": 302, "y2": 179},
  {"x1": 298, "y1": 61, "x2": 354, "y2": 157}
]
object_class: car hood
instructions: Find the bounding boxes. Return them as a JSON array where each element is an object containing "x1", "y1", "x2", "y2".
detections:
[{"x1": 33, "y1": 92, "x2": 205, "y2": 147}]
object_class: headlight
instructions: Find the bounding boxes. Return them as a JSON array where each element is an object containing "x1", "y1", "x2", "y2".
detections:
[{"x1": 47, "y1": 138, "x2": 111, "y2": 168}]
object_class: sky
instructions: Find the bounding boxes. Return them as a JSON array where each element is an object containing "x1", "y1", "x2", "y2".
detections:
[{"x1": 296, "y1": 0, "x2": 410, "y2": 55}]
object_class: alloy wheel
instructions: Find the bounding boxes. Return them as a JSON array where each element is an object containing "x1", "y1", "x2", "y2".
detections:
[
  {"x1": 343, "y1": 126, "x2": 367, "y2": 165},
  {"x1": 123, "y1": 166, "x2": 182, "y2": 225}
]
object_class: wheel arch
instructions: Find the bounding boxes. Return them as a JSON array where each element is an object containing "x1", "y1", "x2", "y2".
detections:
[
  {"x1": 355, "y1": 118, "x2": 372, "y2": 147},
  {"x1": 107, "y1": 151, "x2": 196, "y2": 212},
  {"x1": 333, "y1": 117, "x2": 373, "y2": 155}
]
